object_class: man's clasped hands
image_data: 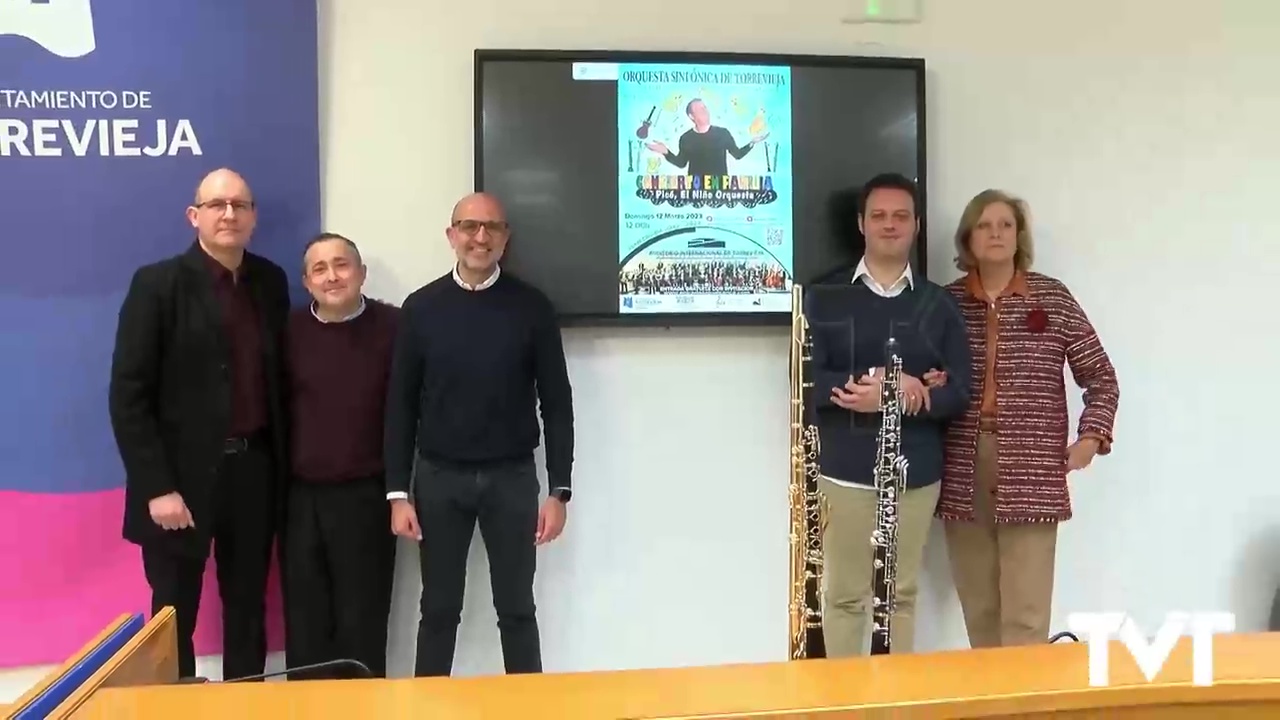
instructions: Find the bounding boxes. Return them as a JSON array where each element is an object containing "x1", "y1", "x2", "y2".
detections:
[{"x1": 829, "y1": 367, "x2": 947, "y2": 416}]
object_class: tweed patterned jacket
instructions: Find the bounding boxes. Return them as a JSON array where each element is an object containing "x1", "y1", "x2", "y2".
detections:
[{"x1": 937, "y1": 271, "x2": 1119, "y2": 523}]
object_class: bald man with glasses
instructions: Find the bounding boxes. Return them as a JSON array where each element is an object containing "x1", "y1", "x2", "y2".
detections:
[
  {"x1": 384, "y1": 192, "x2": 575, "y2": 677},
  {"x1": 109, "y1": 168, "x2": 291, "y2": 680}
]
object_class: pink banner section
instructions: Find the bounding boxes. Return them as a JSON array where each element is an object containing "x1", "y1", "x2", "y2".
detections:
[{"x1": 0, "y1": 489, "x2": 284, "y2": 669}]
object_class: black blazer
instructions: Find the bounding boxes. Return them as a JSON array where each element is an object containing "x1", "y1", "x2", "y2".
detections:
[{"x1": 108, "y1": 242, "x2": 291, "y2": 556}]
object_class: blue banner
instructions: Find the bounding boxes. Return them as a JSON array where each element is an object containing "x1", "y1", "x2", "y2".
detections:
[
  {"x1": 616, "y1": 62, "x2": 794, "y2": 314},
  {"x1": 0, "y1": 0, "x2": 319, "y2": 667}
]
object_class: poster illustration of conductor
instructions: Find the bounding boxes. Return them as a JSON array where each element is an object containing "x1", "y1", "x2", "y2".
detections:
[{"x1": 616, "y1": 63, "x2": 794, "y2": 314}]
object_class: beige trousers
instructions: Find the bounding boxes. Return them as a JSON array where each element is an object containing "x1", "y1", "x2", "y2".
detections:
[
  {"x1": 944, "y1": 433, "x2": 1059, "y2": 647},
  {"x1": 819, "y1": 477, "x2": 940, "y2": 656}
]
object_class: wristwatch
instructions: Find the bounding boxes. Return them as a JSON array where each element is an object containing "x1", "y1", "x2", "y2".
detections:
[{"x1": 550, "y1": 488, "x2": 572, "y2": 504}]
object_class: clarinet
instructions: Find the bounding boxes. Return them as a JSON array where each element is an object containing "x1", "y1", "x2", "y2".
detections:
[{"x1": 869, "y1": 333, "x2": 909, "y2": 656}]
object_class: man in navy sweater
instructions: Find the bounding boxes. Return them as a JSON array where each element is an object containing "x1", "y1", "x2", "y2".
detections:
[
  {"x1": 384, "y1": 192, "x2": 574, "y2": 677},
  {"x1": 283, "y1": 233, "x2": 399, "y2": 678},
  {"x1": 806, "y1": 173, "x2": 973, "y2": 656}
]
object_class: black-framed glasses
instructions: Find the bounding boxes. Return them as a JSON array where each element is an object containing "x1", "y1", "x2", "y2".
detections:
[
  {"x1": 453, "y1": 219, "x2": 510, "y2": 236},
  {"x1": 197, "y1": 199, "x2": 255, "y2": 213}
]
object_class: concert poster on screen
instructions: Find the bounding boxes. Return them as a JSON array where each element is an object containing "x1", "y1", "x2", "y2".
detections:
[{"x1": 615, "y1": 63, "x2": 794, "y2": 314}]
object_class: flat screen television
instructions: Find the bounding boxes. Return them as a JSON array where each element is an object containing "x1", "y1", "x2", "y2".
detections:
[{"x1": 473, "y1": 49, "x2": 927, "y2": 326}]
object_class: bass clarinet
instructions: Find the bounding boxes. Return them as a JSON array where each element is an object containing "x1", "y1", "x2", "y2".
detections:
[
  {"x1": 787, "y1": 284, "x2": 827, "y2": 659},
  {"x1": 869, "y1": 334, "x2": 909, "y2": 656}
]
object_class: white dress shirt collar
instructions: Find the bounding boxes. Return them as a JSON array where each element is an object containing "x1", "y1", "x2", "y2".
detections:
[
  {"x1": 452, "y1": 263, "x2": 501, "y2": 291},
  {"x1": 311, "y1": 294, "x2": 367, "y2": 323},
  {"x1": 852, "y1": 256, "x2": 913, "y2": 298}
]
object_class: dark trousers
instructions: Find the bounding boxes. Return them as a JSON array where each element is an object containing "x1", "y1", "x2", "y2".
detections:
[
  {"x1": 283, "y1": 475, "x2": 396, "y2": 679},
  {"x1": 140, "y1": 437, "x2": 275, "y2": 680},
  {"x1": 414, "y1": 456, "x2": 542, "y2": 677}
]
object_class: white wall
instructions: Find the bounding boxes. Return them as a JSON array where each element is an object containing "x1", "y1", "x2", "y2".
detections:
[{"x1": 5, "y1": 0, "x2": 1280, "y2": 701}]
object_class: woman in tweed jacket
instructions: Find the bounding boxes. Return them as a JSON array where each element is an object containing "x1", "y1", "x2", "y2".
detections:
[{"x1": 927, "y1": 189, "x2": 1119, "y2": 648}]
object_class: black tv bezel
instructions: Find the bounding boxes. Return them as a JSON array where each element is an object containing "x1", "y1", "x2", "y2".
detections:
[{"x1": 473, "y1": 48, "x2": 928, "y2": 329}]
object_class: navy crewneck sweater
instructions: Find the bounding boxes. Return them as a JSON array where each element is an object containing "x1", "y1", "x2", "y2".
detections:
[
  {"x1": 384, "y1": 271, "x2": 574, "y2": 495},
  {"x1": 805, "y1": 280, "x2": 973, "y2": 489}
]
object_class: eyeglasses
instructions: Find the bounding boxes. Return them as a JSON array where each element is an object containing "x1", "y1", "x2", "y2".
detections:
[
  {"x1": 197, "y1": 199, "x2": 255, "y2": 213},
  {"x1": 453, "y1": 219, "x2": 510, "y2": 237}
]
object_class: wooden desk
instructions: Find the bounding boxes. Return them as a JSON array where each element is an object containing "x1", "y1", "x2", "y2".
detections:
[
  {"x1": 74, "y1": 633, "x2": 1280, "y2": 719},
  {"x1": 4, "y1": 609, "x2": 176, "y2": 719},
  {"x1": 48, "y1": 607, "x2": 178, "y2": 717},
  {"x1": 4, "y1": 613, "x2": 143, "y2": 720}
]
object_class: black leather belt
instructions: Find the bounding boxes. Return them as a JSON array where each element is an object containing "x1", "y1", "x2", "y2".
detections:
[{"x1": 223, "y1": 432, "x2": 262, "y2": 454}]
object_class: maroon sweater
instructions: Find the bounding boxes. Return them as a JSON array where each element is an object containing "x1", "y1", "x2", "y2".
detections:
[{"x1": 285, "y1": 298, "x2": 399, "y2": 483}]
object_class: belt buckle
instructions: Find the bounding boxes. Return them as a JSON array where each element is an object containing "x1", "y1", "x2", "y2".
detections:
[{"x1": 224, "y1": 436, "x2": 249, "y2": 454}]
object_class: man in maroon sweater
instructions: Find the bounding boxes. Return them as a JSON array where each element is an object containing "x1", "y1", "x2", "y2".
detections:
[{"x1": 283, "y1": 232, "x2": 399, "y2": 678}]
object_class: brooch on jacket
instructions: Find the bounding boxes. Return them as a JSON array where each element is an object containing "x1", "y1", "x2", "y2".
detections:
[{"x1": 1026, "y1": 308, "x2": 1049, "y2": 333}]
